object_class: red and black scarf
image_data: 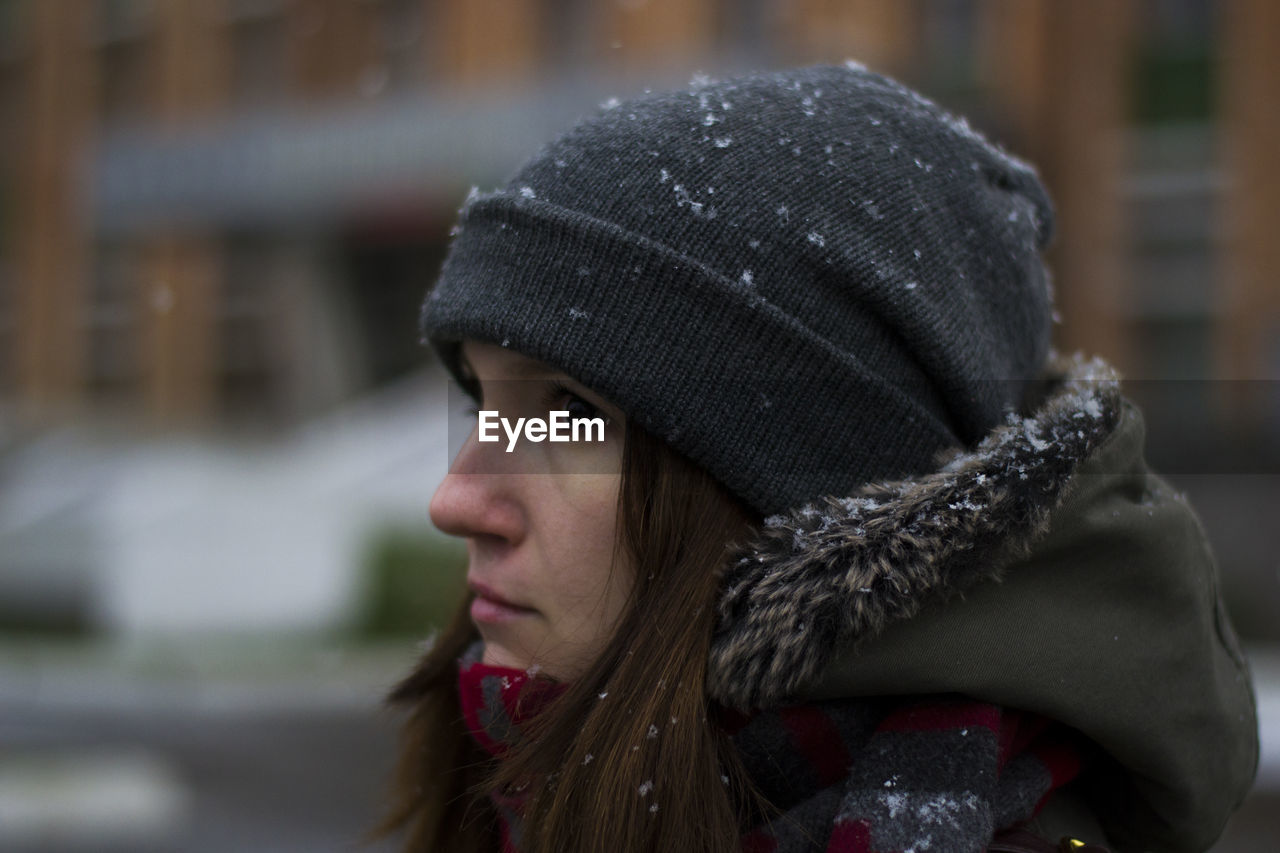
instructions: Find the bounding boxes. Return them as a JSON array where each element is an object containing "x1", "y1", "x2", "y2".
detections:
[{"x1": 457, "y1": 655, "x2": 1085, "y2": 853}]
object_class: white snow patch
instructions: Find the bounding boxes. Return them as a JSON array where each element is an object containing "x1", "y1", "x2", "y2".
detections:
[
  {"x1": 881, "y1": 790, "x2": 908, "y2": 819},
  {"x1": 807, "y1": 231, "x2": 825, "y2": 247},
  {"x1": 916, "y1": 794, "x2": 963, "y2": 826},
  {"x1": 638, "y1": 780, "x2": 653, "y2": 797},
  {"x1": 671, "y1": 183, "x2": 715, "y2": 218},
  {"x1": 1023, "y1": 419, "x2": 1050, "y2": 451}
]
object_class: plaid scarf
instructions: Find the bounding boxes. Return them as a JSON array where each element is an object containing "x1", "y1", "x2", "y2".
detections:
[{"x1": 457, "y1": 655, "x2": 1084, "y2": 853}]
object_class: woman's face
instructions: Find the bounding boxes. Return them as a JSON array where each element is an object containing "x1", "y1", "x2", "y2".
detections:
[{"x1": 429, "y1": 340, "x2": 631, "y2": 680}]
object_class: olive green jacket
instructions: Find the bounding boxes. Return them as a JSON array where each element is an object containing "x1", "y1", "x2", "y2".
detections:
[{"x1": 708, "y1": 356, "x2": 1258, "y2": 852}]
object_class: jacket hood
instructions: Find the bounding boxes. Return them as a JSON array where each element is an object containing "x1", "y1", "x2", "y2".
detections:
[{"x1": 707, "y1": 354, "x2": 1258, "y2": 852}]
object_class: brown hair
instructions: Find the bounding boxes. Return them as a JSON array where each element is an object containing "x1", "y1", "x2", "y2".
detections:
[{"x1": 376, "y1": 421, "x2": 767, "y2": 852}]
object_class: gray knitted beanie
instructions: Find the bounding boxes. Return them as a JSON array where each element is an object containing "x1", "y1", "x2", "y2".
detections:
[{"x1": 421, "y1": 63, "x2": 1055, "y2": 517}]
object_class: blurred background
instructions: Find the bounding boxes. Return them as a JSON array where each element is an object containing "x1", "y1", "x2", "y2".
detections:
[{"x1": 0, "y1": 0, "x2": 1276, "y2": 850}]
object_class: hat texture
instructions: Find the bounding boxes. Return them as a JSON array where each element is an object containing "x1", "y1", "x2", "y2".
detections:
[{"x1": 422, "y1": 63, "x2": 1055, "y2": 516}]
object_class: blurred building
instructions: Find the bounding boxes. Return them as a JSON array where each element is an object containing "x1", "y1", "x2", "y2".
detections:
[{"x1": 2, "y1": 0, "x2": 1276, "y2": 433}]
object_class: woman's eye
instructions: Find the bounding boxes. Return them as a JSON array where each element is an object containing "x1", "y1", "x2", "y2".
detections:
[
  {"x1": 562, "y1": 394, "x2": 601, "y2": 422},
  {"x1": 543, "y1": 382, "x2": 609, "y2": 424}
]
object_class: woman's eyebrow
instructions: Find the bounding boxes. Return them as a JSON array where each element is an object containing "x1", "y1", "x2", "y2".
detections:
[
  {"x1": 460, "y1": 350, "x2": 560, "y2": 382},
  {"x1": 505, "y1": 358, "x2": 568, "y2": 380}
]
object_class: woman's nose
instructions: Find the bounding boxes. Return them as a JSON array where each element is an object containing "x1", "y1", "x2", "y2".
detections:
[{"x1": 428, "y1": 427, "x2": 525, "y2": 543}]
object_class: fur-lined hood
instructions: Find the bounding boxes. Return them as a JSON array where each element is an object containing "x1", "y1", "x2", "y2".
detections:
[
  {"x1": 709, "y1": 353, "x2": 1123, "y2": 710},
  {"x1": 705, "y1": 353, "x2": 1257, "y2": 852}
]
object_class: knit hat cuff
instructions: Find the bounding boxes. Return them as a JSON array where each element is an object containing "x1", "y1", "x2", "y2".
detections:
[{"x1": 422, "y1": 193, "x2": 960, "y2": 515}]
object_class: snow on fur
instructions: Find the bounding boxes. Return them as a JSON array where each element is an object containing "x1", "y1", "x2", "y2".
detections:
[{"x1": 708, "y1": 355, "x2": 1122, "y2": 710}]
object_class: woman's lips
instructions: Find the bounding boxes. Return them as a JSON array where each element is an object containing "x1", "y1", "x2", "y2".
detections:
[{"x1": 469, "y1": 580, "x2": 536, "y2": 624}]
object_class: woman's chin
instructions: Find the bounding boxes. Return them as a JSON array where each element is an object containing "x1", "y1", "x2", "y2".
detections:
[
  {"x1": 478, "y1": 638, "x2": 533, "y2": 672},
  {"x1": 479, "y1": 638, "x2": 590, "y2": 681}
]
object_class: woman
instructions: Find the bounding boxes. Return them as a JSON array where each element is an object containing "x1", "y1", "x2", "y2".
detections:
[{"x1": 380, "y1": 65, "x2": 1257, "y2": 852}]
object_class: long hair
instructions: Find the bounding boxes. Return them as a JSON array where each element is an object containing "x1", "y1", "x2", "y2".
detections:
[{"x1": 377, "y1": 421, "x2": 766, "y2": 852}]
